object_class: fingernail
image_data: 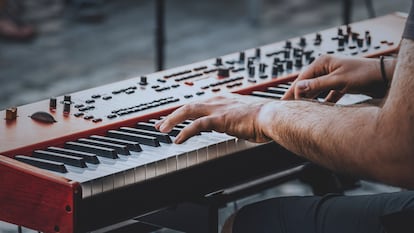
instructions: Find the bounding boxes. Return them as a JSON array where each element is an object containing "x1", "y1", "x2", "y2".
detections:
[
  {"x1": 159, "y1": 124, "x2": 166, "y2": 132},
  {"x1": 174, "y1": 135, "x2": 182, "y2": 144},
  {"x1": 297, "y1": 81, "x2": 309, "y2": 91}
]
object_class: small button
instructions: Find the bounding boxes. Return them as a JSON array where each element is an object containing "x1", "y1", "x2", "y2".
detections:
[
  {"x1": 157, "y1": 78, "x2": 166, "y2": 83},
  {"x1": 196, "y1": 91, "x2": 205, "y2": 96},
  {"x1": 74, "y1": 112, "x2": 84, "y2": 117},
  {"x1": 171, "y1": 84, "x2": 180, "y2": 88},
  {"x1": 91, "y1": 94, "x2": 101, "y2": 99},
  {"x1": 184, "y1": 81, "x2": 194, "y2": 86},
  {"x1": 212, "y1": 88, "x2": 221, "y2": 92},
  {"x1": 75, "y1": 104, "x2": 84, "y2": 108},
  {"x1": 107, "y1": 114, "x2": 117, "y2": 119},
  {"x1": 151, "y1": 85, "x2": 160, "y2": 89},
  {"x1": 201, "y1": 85, "x2": 209, "y2": 90},
  {"x1": 184, "y1": 94, "x2": 193, "y2": 99},
  {"x1": 85, "y1": 99, "x2": 95, "y2": 104},
  {"x1": 92, "y1": 118, "x2": 102, "y2": 123},
  {"x1": 102, "y1": 96, "x2": 112, "y2": 100},
  {"x1": 79, "y1": 107, "x2": 88, "y2": 112},
  {"x1": 327, "y1": 51, "x2": 335, "y2": 54},
  {"x1": 84, "y1": 115, "x2": 94, "y2": 120},
  {"x1": 248, "y1": 79, "x2": 257, "y2": 83},
  {"x1": 125, "y1": 90, "x2": 135, "y2": 94}
]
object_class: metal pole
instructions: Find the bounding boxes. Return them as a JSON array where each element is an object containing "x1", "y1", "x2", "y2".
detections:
[{"x1": 155, "y1": 0, "x2": 165, "y2": 71}]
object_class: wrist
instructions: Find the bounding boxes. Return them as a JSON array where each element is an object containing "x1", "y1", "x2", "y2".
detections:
[
  {"x1": 380, "y1": 56, "x2": 396, "y2": 86},
  {"x1": 256, "y1": 101, "x2": 283, "y2": 141}
]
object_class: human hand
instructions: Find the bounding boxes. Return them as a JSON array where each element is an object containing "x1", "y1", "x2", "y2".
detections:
[
  {"x1": 155, "y1": 94, "x2": 272, "y2": 144},
  {"x1": 282, "y1": 55, "x2": 394, "y2": 102}
]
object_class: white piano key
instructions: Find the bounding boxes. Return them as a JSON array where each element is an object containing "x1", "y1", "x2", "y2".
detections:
[
  {"x1": 187, "y1": 150, "x2": 198, "y2": 167},
  {"x1": 135, "y1": 166, "x2": 146, "y2": 182},
  {"x1": 167, "y1": 156, "x2": 178, "y2": 172},
  {"x1": 146, "y1": 162, "x2": 157, "y2": 179}
]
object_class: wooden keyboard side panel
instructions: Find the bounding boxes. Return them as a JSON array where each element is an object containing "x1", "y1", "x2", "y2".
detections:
[{"x1": 0, "y1": 155, "x2": 80, "y2": 233}]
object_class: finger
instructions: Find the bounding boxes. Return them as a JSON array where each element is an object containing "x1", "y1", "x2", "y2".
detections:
[
  {"x1": 174, "y1": 116, "x2": 215, "y2": 144},
  {"x1": 283, "y1": 55, "x2": 332, "y2": 100},
  {"x1": 293, "y1": 74, "x2": 344, "y2": 100},
  {"x1": 157, "y1": 103, "x2": 208, "y2": 133},
  {"x1": 324, "y1": 90, "x2": 345, "y2": 103}
]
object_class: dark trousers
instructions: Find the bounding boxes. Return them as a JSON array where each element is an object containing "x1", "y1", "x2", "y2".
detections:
[{"x1": 233, "y1": 191, "x2": 414, "y2": 233}]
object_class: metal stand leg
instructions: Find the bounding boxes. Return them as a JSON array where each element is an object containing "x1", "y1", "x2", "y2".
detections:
[
  {"x1": 343, "y1": 0, "x2": 352, "y2": 25},
  {"x1": 155, "y1": 0, "x2": 165, "y2": 71}
]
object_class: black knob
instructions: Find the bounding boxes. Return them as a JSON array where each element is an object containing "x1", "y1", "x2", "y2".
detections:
[
  {"x1": 285, "y1": 40, "x2": 292, "y2": 49},
  {"x1": 284, "y1": 49, "x2": 290, "y2": 59},
  {"x1": 338, "y1": 36, "x2": 345, "y2": 47},
  {"x1": 63, "y1": 103, "x2": 71, "y2": 113},
  {"x1": 304, "y1": 50, "x2": 314, "y2": 60},
  {"x1": 239, "y1": 52, "x2": 245, "y2": 63},
  {"x1": 277, "y1": 63, "x2": 284, "y2": 73},
  {"x1": 49, "y1": 97, "x2": 57, "y2": 109},
  {"x1": 139, "y1": 76, "x2": 148, "y2": 85},
  {"x1": 293, "y1": 48, "x2": 303, "y2": 58},
  {"x1": 357, "y1": 38, "x2": 364, "y2": 48},
  {"x1": 272, "y1": 65, "x2": 278, "y2": 76},
  {"x1": 295, "y1": 57, "x2": 303, "y2": 68},
  {"x1": 218, "y1": 67, "x2": 230, "y2": 78},
  {"x1": 248, "y1": 66, "x2": 255, "y2": 77},
  {"x1": 352, "y1": 32, "x2": 359, "y2": 41},
  {"x1": 259, "y1": 63, "x2": 267, "y2": 73},
  {"x1": 247, "y1": 57, "x2": 254, "y2": 67},
  {"x1": 286, "y1": 60, "x2": 293, "y2": 70},
  {"x1": 299, "y1": 37, "x2": 306, "y2": 47},
  {"x1": 64, "y1": 95, "x2": 71, "y2": 102},
  {"x1": 346, "y1": 25, "x2": 352, "y2": 34},
  {"x1": 255, "y1": 48, "x2": 261, "y2": 59},
  {"x1": 315, "y1": 33, "x2": 322, "y2": 42},
  {"x1": 366, "y1": 35, "x2": 372, "y2": 46},
  {"x1": 215, "y1": 58, "x2": 222, "y2": 66}
]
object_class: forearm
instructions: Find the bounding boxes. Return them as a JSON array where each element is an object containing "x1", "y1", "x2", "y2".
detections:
[
  {"x1": 258, "y1": 101, "x2": 382, "y2": 179},
  {"x1": 258, "y1": 40, "x2": 414, "y2": 188}
]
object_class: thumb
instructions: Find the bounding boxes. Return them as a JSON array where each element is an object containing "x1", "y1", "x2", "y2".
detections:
[{"x1": 294, "y1": 75, "x2": 340, "y2": 100}]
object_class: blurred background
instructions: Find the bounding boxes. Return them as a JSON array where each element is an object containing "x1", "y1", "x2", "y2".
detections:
[
  {"x1": 0, "y1": 0, "x2": 410, "y2": 111},
  {"x1": 0, "y1": 0, "x2": 410, "y2": 232}
]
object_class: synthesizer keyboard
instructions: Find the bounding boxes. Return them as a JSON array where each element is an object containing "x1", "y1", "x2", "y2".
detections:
[{"x1": 0, "y1": 13, "x2": 406, "y2": 233}]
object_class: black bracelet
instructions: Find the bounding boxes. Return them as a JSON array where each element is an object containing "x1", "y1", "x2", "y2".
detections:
[{"x1": 380, "y1": 56, "x2": 389, "y2": 88}]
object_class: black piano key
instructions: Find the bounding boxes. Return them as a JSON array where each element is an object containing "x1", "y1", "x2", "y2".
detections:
[
  {"x1": 15, "y1": 155, "x2": 67, "y2": 173},
  {"x1": 267, "y1": 87, "x2": 288, "y2": 94},
  {"x1": 119, "y1": 127, "x2": 172, "y2": 144},
  {"x1": 89, "y1": 135, "x2": 142, "y2": 152},
  {"x1": 65, "y1": 142, "x2": 118, "y2": 159},
  {"x1": 251, "y1": 91, "x2": 283, "y2": 99},
  {"x1": 78, "y1": 138, "x2": 130, "y2": 155},
  {"x1": 107, "y1": 130, "x2": 160, "y2": 147},
  {"x1": 47, "y1": 147, "x2": 99, "y2": 164},
  {"x1": 137, "y1": 122, "x2": 181, "y2": 137},
  {"x1": 33, "y1": 150, "x2": 87, "y2": 168},
  {"x1": 136, "y1": 122, "x2": 182, "y2": 137}
]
